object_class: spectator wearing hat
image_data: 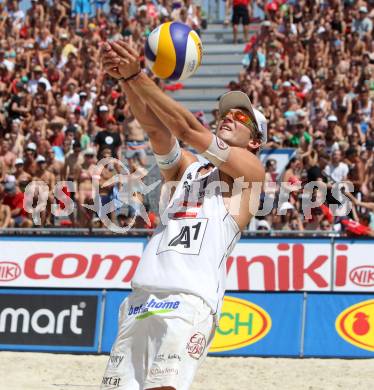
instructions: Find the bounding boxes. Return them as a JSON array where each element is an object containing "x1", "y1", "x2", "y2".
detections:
[
  {"x1": 352, "y1": 6, "x2": 373, "y2": 39},
  {"x1": 14, "y1": 158, "x2": 31, "y2": 184},
  {"x1": 2, "y1": 175, "x2": 32, "y2": 228},
  {"x1": 95, "y1": 109, "x2": 122, "y2": 159},
  {"x1": 24, "y1": 142, "x2": 38, "y2": 176},
  {"x1": 77, "y1": 91, "x2": 93, "y2": 119},
  {"x1": 256, "y1": 219, "x2": 271, "y2": 233}
]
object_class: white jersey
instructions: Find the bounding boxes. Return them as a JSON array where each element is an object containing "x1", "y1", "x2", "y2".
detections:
[{"x1": 132, "y1": 162, "x2": 240, "y2": 316}]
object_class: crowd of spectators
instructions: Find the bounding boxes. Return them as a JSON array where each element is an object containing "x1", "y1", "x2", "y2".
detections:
[
  {"x1": 0, "y1": 0, "x2": 203, "y2": 229},
  {"x1": 209, "y1": 0, "x2": 374, "y2": 236},
  {"x1": 0, "y1": 0, "x2": 372, "y2": 237}
]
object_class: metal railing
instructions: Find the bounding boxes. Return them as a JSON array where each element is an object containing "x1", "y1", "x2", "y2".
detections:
[{"x1": 0, "y1": 227, "x2": 356, "y2": 238}]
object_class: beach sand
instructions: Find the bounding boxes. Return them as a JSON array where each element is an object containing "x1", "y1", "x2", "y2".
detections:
[{"x1": 1, "y1": 352, "x2": 374, "y2": 390}]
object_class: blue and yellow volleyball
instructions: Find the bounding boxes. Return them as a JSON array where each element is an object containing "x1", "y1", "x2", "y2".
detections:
[{"x1": 144, "y1": 22, "x2": 203, "y2": 81}]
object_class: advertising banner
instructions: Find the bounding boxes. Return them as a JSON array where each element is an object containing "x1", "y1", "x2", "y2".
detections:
[
  {"x1": 226, "y1": 239, "x2": 332, "y2": 291},
  {"x1": 209, "y1": 293, "x2": 303, "y2": 356},
  {"x1": 101, "y1": 291, "x2": 130, "y2": 353},
  {"x1": 0, "y1": 237, "x2": 145, "y2": 289},
  {"x1": 0, "y1": 289, "x2": 101, "y2": 352},
  {"x1": 101, "y1": 292, "x2": 303, "y2": 356},
  {"x1": 304, "y1": 294, "x2": 374, "y2": 357},
  {"x1": 1, "y1": 236, "x2": 373, "y2": 292},
  {"x1": 333, "y1": 241, "x2": 374, "y2": 292}
]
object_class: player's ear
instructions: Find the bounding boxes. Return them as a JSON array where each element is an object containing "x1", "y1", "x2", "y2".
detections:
[{"x1": 247, "y1": 138, "x2": 262, "y2": 152}]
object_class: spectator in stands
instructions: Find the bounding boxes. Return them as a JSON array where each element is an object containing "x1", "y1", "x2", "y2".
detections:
[{"x1": 225, "y1": 0, "x2": 251, "y2": 44}]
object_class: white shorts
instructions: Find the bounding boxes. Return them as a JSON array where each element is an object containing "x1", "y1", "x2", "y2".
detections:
[{"x1": 101, "y1": 289, "x2": 215, "y2": 390}]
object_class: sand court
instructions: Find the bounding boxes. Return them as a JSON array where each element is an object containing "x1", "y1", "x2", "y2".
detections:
[{"x1": 1, "y1": 352, "x2": 374, "y2": 390}]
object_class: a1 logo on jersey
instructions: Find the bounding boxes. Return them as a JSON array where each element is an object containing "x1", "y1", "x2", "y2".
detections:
[{"x1": 157, "y1": 218, "x2": 208, "y2": 255}]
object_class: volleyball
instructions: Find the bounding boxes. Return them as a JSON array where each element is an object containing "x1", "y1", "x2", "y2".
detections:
[{"x1": 144, "y1": 22, "x2": 203, "y2": 81}]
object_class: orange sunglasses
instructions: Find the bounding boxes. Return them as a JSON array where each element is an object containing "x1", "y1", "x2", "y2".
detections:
[{"x1": 221, "y1": 109, "x2": 258, "y2": 131}]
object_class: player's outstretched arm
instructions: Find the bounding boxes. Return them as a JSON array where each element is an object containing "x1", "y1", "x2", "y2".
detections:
[
  {"x1": 102, "y1": 40, "x2": 264, "y2": 184},
  {"x1": 101, "y1": 43, "x2": 196, "y2": 182}
]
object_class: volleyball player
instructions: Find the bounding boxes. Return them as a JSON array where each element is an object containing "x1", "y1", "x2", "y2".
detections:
[{"x1": 100, "y1": 40, "x2": 266, "y2": 390}]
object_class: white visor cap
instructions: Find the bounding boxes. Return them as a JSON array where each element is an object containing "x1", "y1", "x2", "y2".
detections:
[{"x1": 219, "y1": 91, "x2": 267, "y2": 144}]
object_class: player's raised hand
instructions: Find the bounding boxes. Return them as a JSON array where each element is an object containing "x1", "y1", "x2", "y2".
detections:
[
  {"x1": 100, "y1": 42, "x2": 123, "y2": 79},
  {"x1": 108, "y1": 40, "x2": 141, "y2": 78}
]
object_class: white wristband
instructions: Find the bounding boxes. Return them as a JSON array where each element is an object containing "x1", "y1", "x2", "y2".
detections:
[
  {"x1": 201, "y1": 135, "x2": 230, "y2": 167},
  {"x1": 154, "y1": 139, "x2": 182, "y2": 170}
]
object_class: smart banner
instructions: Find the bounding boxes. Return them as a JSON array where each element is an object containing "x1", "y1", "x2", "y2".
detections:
[
  {"x1": 209, "y1": 293, "x2": 303, "y2": 356},
  {"x1": 0, "y1": 289, "x2": 101, "y2": 352},
  {"x1": 333, "y1": 240, "x2": 374, "y2": 292},
  {"x1": 304, "y1": 294, "x2": 374, "y2": 357}
]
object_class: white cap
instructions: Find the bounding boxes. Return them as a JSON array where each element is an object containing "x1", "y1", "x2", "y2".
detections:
[
  {"x1": 27, "y1": 142, "x2": 37, "y2": 151},
  {"x1": 279, "y1": 201, "x2": 295, "y2": 212},
  {"x1": 218, "y1": 91, "x2": 267, "y2": 143},
  {"x1": 327, "y1": 115, "x2": 338, "y2": 122},
  {"x1": 296, "y1": 109, "x2": 306, "y2": 117},
  {"x1": 359, "y1": 6, "x2": 368, "y2": 13},
  {"x1": 257, "y1": 220, "x2": 271, "y2": 230},
  {"x1": 15, "y1": 158, "x2": 24, "y2": 165},
  {"x1": 261, "y1": 20, "x2": 271, "y2": 27},
  {"x1": 99, "y1": 105, "x2": 109, "y2": 112},
  {"x1": 84, "y1": 147, "x2": 96, "y2": 156},
  {"x1": 317, "y1": 26, "x2": 326, "y2": 34},
  {"x1": 300, "y1": 75, "x2": 310, "y2": 84},
  {"x1": 282, "y1": 81, "x2": 291, "y2": 88},
  {"x1": 36, "y1": 155, "x2": 46, "y2": 163}
]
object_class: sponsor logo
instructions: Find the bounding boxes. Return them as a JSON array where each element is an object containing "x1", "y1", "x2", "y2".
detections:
[
  {"x1": 0, "y1": 303, "x2": 85, "y2": 335},
  {"x1": 109, "y1": 355, "x2": 125, "y2": 368},
  {"x1": 210, "y1": 296, "x2": 271, "y2": 352},
  {"x1": 148, "y1": 367, "x2": 178, "y2": 377},
  {"x1": 187, "y1": 332, "x2": 206, "y2": 359},
  {"x1": 23, "y1": 252, "x2": 140, "y2": 282},
  {"x1": 128, "y1": 298, "x2": 180, "y2": 320},
  {"x1": 0, "y1": 294, "x2": 98, "y2": 347},
  {"x1": 0, "y1": 262, "x2": 21, "y2": 281},
  {"x1": 349, "y1": 266, "x2": 374, "y2": 287},
  {"x1": 102, "y1": 376, "x2": 121, "y2": 387},
  {"x1": 336, "y1": 299, "x2": 374, "y2": 352}
]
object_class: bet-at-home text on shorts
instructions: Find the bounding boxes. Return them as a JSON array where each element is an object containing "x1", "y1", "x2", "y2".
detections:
[{"x1": 101, "y1": 289, "x2": 215, "y2": 390}]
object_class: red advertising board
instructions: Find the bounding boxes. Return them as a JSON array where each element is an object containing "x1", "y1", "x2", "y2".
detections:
[{"x1": 0, "y1": 238, "x2": 373, "y2": 291}]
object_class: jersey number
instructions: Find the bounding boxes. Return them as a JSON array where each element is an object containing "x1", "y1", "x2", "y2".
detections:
[{"x1": 157, "y1": 219, "x2": 208, "y2": 255}]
